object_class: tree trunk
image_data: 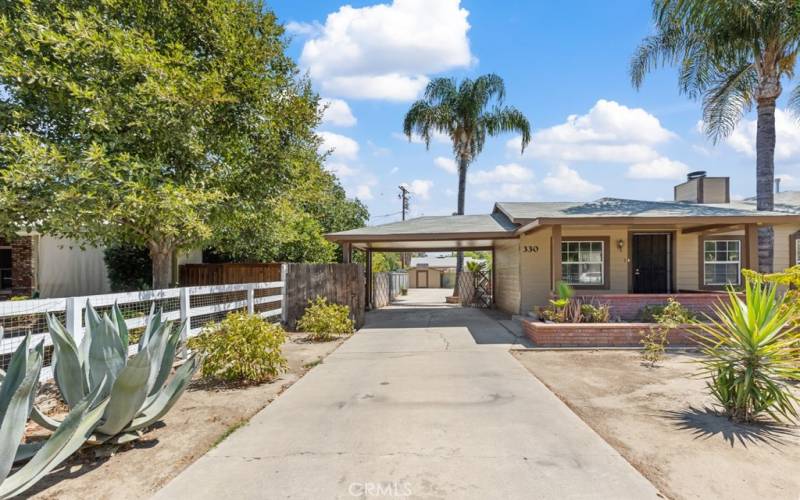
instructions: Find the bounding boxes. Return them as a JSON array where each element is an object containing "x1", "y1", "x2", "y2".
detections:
[
  {"x1": 453, "y1": 155, "x2": 468, "y2": 297},
  {"x1": 755, "y1": 96, "x2": 777, "y2": 273},
  {"x1": 148, "y1": 242, "x2": 173, "y2": 290}
]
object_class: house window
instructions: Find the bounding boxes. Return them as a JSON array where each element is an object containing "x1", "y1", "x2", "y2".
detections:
[
  {"x1": 561, "y1": 241, "x2": 604, "y2": 285},
  {"x1": 796, "y1": 238, "x2": 800, "y2": 266},
  {"x1": 0, "y1": 247, "x2": 11, "y2": 291},
  {"x1": 703, "y1": 240, "x2": 741, "y2": 286}
]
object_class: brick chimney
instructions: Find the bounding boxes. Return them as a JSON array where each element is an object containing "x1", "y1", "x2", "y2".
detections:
[{"x1": 674, "y1": 171, "x2": 730, "y2": 204}]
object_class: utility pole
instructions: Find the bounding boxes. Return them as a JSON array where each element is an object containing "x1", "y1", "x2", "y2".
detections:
[
  {"x1": 398, "y1": 185, "x2": 411, "y2": 268},
  {"x1": 398, "y1": 185, "x2": 410, "y2": 221}
]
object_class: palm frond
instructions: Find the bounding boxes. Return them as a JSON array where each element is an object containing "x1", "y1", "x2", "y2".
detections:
[
  {"x1": 423, "y1": 77, "x2": 457, "y2": 104},
  {"x1": 480, "y1": 106, "x2": 532, "y2": 152},
  {"x1": 701, "y1": 62, "x2": 757, "y2": 142},
  {"x1": 788, "y1": 82, "x2": 800, "y2": 114}
]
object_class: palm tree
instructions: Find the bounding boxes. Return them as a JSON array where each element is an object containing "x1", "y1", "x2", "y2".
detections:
[
  {"x1": 403, "y1": 74, "x2": 531, "y2": 293},
  {"x1": 631, "y1": 0, "x2": 800, "y2": 273}
]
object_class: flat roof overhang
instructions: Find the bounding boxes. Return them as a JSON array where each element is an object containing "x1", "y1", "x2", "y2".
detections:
[{"x1": 325, "y1": 232, "x2": 515, "y2": 251}]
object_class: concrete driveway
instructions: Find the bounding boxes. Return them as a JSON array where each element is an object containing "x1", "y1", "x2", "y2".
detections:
[{"x1": 155, "y1": 292, "x2": 659, "y2": 499}]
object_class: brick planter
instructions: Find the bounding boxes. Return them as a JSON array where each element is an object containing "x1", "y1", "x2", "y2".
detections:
[
  {"x1": 575, "y1": 293, "x2": 727, "y2": 321},
  {"x1": 522, "y1": 319, "x2": 706, "y2": 348}
]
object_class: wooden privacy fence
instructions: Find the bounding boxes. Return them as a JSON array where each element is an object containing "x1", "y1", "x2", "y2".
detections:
[
  {"x1": 283, "y1": 263, "x2": 365, "y2": 330},
  {"x1": 179, "y1": 263, "x2": 282, "y2": 286},
  {"x1": 372, "y1": 271, "x2": 408, "y2": 308},
  {"x1": 179, "y1": 262, "x2": 366, "y2": 330}
]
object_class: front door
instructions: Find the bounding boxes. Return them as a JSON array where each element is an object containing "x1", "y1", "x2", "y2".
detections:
[
  {"x1": 416, "y1": 270, "x2": 428, "y2": 288},
  {"x1": 632, "y1": 234, "x2": 670, "y2": 293}
]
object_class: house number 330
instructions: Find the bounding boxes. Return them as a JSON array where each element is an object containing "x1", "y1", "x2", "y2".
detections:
[{"x1": 523, "y1": 245, "x2": 539, "y2": 253}]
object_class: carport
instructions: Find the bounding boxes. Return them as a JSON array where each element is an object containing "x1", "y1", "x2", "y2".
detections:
[{"x1": 325, "y1": 213, "x2": 517, "y2": 309}]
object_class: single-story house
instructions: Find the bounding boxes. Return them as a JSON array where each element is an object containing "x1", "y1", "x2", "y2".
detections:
[
  {"x1": 407, "y1": 255, "x2": 484, "y2": 288},
  {"x1": 326, "y1": 172, "x2": 800, "y2": 315}
]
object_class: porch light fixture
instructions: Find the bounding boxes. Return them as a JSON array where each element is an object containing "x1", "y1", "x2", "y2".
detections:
[{"x1": 616, "y1": 239, "x2": 625, "y2": 252}]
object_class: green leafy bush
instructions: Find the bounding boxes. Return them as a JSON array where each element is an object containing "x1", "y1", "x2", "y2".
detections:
[
  {"x1": 296, "y1": 296, "x2": 355, "y2": 341},
  {"x1": 189, "y1": 313, "x2": 287, "y2": 384},
  {"x1": 103, "y1": 245, "x2": 152, "y2": 291},
  {"x1": 640, "y1": 299, "x2": 696, "y2": 323},
  {"x1": 693, "y1": 280, "x2": 800, "y2": 423}
]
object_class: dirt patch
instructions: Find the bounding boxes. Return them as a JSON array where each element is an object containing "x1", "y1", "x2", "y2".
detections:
[
  {"x1": 512, "y1": 350, "x2": 800, "y2": 500},
  {"x1": 25, "y1": 332, "x2": 345, "y2": 500}
]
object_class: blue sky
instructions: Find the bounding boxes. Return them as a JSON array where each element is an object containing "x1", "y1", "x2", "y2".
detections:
[{"x1": 271, "y1": 0, "x2": 800, "y2": 223}]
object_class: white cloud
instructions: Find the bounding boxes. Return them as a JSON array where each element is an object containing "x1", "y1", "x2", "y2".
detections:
[
  {"x1": 469, "y1": 163, "x2": 533, "y2": 184},
  {"x1": 285, "y1": 21, "x2": 323, "y2": 37},
  {"x1": 508, "y1": 99, "x2": 673, "y2": 164},
  {"x1": 389, "y1": 166, "x2": 399, "y2": 174},
  {"x1": 295, "y1": 0, "x2": 473, "y2": 100},
  {"x1": 325, "y1": 162, "x2": 356, "y2": 177},
  {"x1": 434, "y1": 157, "x2": 457, "y2": 174},
  {"x1": 726, "y1": 109, "x2": 800, "y2": 160},
  {"x1": 320, "y1": 98, "x2": 356, "y2": 127},
  {"x1": 541, "y1": 165, "x2": 602, "y2": 199},
  {"x1": 626, "y1": 157, "x2": 690, "y2": 180},
  {"x1": 318, "y1": 131, "x2": 359, "y2": 160},
  {"x1": 401, "y1": 179, "x2": 434, "y2": 200},
  {"x1": 477, "y1": 183, "x2": 536, "y2": 201},
  {"x1": 355, "y1": 184, "x2": 374, "y2": 200}
]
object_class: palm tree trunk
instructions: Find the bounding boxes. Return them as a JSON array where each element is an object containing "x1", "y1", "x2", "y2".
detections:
[
  {"x1": 756, "y1": 96, "x2": 776, "y2": 273},
  {"x1": 453, "y1": 156, "x2": 468, "y2": 297}
]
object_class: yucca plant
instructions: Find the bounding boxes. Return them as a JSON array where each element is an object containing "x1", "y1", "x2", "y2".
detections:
[
  {"x1": 32, "y1": 303, "x2": 200, "y2": 444},
  {"x1": 693, "y1": 280, "x2": 800, "y2": 423},
  {"x1": 0, "y1": 333, "x2": 108, "y2": 499}
]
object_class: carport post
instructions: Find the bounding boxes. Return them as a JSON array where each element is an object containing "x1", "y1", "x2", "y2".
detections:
[
  {"x1": 491, "y1": 247, "x2": 496, "y2": 306},
  {"x1": 365, "y1": 250, "x2": 373, "y2": 310},
  {"x1": 341, "y1": 242, "x2": 352, "y2": 263}
]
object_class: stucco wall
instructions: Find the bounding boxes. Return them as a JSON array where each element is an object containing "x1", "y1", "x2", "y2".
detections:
[
  {"x1": 493, "y1": 238, "x2": 520, "y2": 314},
  {"x1": 37, "y1": 236, "x2": 111, "y2": 298}
]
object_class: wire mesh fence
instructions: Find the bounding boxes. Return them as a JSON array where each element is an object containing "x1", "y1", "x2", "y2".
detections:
[{"x1": 0, "y1": 281, "x2": 285, "y2": 383}]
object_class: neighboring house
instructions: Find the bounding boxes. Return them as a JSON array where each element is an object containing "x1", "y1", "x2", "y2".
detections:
[
  {"x1": 0, "y1": 234, "x2": 112, "y2": 299},
  {"x1": 407, "y1": 256, "x2": 484, "y2": 288},
  {"x1": 327, "y1": 172, "x2": 800, "y2": 315},
  {"x1": 0, "y1": 233, "x2": 203, "y2": 300}
]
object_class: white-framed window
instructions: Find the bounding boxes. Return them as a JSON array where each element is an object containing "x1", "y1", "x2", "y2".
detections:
[
  {"x1": 703, "y1": 240, "x2": 741, "y2": 286},
  {"x1": 796, "y1": 238, "x2": 800, "y2": 265},
  {"x1": 561, "y1": 241, "x2": 604, "y2": 285}
]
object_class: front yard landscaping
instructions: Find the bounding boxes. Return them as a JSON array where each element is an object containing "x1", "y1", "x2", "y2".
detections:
[
  {"x1": 25, "y1": 333, "x2": 345, "y2": 500},
  {"x1": 512, "y1": 350, "x2": 800, "y2": 500}
]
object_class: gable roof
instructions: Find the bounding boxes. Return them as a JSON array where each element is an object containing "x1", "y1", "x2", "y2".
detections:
[
  {"x1": 326, "y1": 196, "x2": 800, "y2": 250},
  {"x1": 493, "y1": 197, "x2": 791, "y2": 223}
]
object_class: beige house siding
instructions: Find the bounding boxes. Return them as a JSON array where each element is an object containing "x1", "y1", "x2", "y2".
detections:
[
  {"x1": 561, "y1": 227, "x2": 628, "y2": 296},
  {"x1": 493, "y1": 238, "x2": 520, "y2": 314},
  {"x1": 519, "y1": 228, "x2": 552, "y2": 314},
  {"x1": 774, "y1": 224, "x2": 798, "y2": 270},
  {"x1": 675, "y1": 231, "x2": 699, "y2": 290}
]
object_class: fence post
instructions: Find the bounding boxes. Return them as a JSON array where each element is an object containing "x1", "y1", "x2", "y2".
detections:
[
  {"x1": 65, "y1": 296, "x2": 83, "y2": 345},
  {"x1": 246, "y1": 283, "x2": 255, "y2": 315},
  {"x1": 179, "y1": 287, "x2": 190, "y2": 357},
  {"x1": 280, "y1": 263, "x2": 288, "y2": 326}
]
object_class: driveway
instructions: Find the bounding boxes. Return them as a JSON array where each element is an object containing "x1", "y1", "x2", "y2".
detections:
[{"x1": 155, "y1": 293, "x2": 659, "y2": 499}]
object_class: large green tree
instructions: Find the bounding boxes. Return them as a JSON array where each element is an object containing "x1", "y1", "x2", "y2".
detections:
[
  {"x1": 0, "y1": 0, "x2": 365, "y2": 287},
  {"x1": 403, "y1": 74, "x2": 531, "y2": 290},
  {"x1": 631, "y1": 0, "x2": 800, "y2": 272}
]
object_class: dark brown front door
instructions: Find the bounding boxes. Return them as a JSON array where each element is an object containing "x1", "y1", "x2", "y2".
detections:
[{"x1": 632, "y1": 234, "x2": 670, "y2": 293}]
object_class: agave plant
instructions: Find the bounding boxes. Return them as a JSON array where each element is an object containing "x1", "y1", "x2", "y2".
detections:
[
  {"x1": 693, "y1": 280, "x2": 800, "y2": 423},
  {"x1": 0, "y1": 333, "x2": 108, "y2": 499},
  {"x1": 32, "y1": 303, "x2": 200, "y2": 444}
]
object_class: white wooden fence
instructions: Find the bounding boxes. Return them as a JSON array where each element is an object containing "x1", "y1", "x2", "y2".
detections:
[{"x1": 0, "y1": 279, "x2": 285, "y2": 382}]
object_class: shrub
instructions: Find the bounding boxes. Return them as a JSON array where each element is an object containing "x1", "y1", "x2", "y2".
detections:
[
  {"x1": 640, "y1": 298, "x2": 696, "y2": 323},
  {"x1": 693, "y1": 279, "x2": 800, "y2": 423},
  {"x1": 296, "y1": 296, "x2": 355, "y2": 341},
  {"x1": 189, "y1": 312, "x2": 286, "y2": 383},
  {"x1": 400, "y1": 287, "x2": 408, "y2": 296},
  {"x1": 103, "y1": 245, "x2": 152, "y2": 291},
  {"x1": 640, "y1": 327, "x2": 667, "y2": 367}
]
